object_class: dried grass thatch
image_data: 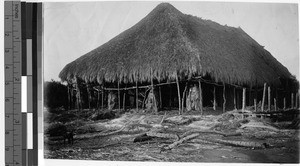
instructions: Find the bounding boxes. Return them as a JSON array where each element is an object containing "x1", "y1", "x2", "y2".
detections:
[{"x1": 59, "y1": 3, "x2": 291, "y2": 86}]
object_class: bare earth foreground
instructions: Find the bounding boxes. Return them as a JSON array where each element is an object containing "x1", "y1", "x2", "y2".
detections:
[{"x1": 44, "y1": 108, "x2": 299, "y2": 163}]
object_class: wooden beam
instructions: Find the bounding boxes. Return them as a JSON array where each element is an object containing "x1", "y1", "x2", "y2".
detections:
[
  {"x1": 123, "y1": 92, "x2": 126, "y2": 110},
  {"x1": 151, "y1": 70, "x2": 158, "y2": 114},
  {"x1": 223, "y1": 83, "x2": 226, "y2": 113},
  {"x1": 291, "y1": 93, "x2": 294, "y2": 109},
  {"x1": 274, "y1": 98, "x2": 277, "y2": 112},
  {"x1": 136, "y1": 79, "x2": 138, "y2": 111},
  {"x1": 261, "y1": 83, "x2": 267, "y2": 112},
  {"x1": 268, "y1": 86, "x2": 271, "y2": 111},
  {"x1": 199, "y1": 80, "x2": 203, "y2": 115},
  {"x1": 86, "y1": 84, "x2": 91, "y2": 109},
  {"x1": 176, "y1": 75, "x2": 182, "y2": 115},
  {"x1": 254, "y1": 98, "x2": 257, "y2": 112},
  {"x1": 118, "y1": 81, "x2": 120, "y2": 110},
  {"x1": 283, "y1": 97, "x2": 286, "y2": 110},
  {"x1": 102, "y1": 85, "x2": 104, "y2": 110},
  {"x1": 159, "y1": 85, "x2": 162, "y2": 109},
  {"x1": 242, "y1": 88, "x2": 246, "y2": 111},
  {"x1": 182, "y1": 82, "x2": 188, "y2": 112},
  {"x1": 233, "y1": 87, "x2": 236, "y2": 110}
]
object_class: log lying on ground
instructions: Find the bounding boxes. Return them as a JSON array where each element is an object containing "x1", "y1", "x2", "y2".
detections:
[
  {"x1": 211, "y1": 139, "x2": 269, "y2": 149},
  {"x1": 161, "y1": 133, "x2": 200, "y2": 152},
  {"x1": 180, "y1": 129, "x2": 242, "y2": 139}
]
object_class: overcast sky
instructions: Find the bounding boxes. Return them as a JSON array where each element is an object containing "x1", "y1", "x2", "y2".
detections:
[{"x1": 44, "y1": 1, "x2": 299, "y2": 82}]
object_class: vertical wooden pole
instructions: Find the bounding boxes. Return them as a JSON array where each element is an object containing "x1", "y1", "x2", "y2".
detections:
[
  {"x1": 86, "y1": 84, "x2": 91, "y2": 109},
  {"x1": 213, "y1": 86, "x2": 217, "y2": 111},
  {"x1": 249, "y1": 86, "x2": 252, "y2": 106},
  {"x1": 268, "y1": 86, "x2": 271, "y2": 112},
  {"x1": 169, "y1": 84, "x2": 172, "y2": 110},
  {"x1": 159, "y1": 85, "x2": 162, "y2": 109},
  {"x1": 123, "y1": 92, "x2": 126, "y2": 110},
  {"x1": 182, "y1": 82, "x2": 188, "y2": 112},
  {"x1": 97, "y1": 89, "x2": 100, "y2": 109},
  {"x1": 242, "y1": 88, "x2": 246, "y2": 111},
  {"x1": 198, "y1": 80, "x2": 203, "y2": 115},
  {"x1": 118, "y1": 81, "x2": 120, "y2": 111},
  {"x1": 102, "y1": 86, "x2": 104, "y2": 110},
  {"x1": 175, "y1": 75, "x2": 181, "y2": 115},
  {"x1": 274, "y1": 98, "x2": 277, "y2": 112},
  {"x1": 233, "y1": 87, "x2": 236, "y2": 110},
  {"x1": 136, "y1": 79, "x2": 138, "y2": 111},
  {"x1": 283, "y1": 97, "x2": 286, "y2": 110},
  {"x1": 262, "y1": 83, "x2": 267, "y2": 112},
  {"x1": 292, "y1": 93, "x2": 295, "y2": 109},
  {"x1": 151, "y1": 70, "x2": 157, "y2": 114},
  {"x1": 223, "y1": 83, "x2": 226, "y2": 113},
  {"x1": 67, "y1": 85, "x2": 70, "y2": 110},
  {"x1": 254, "y1": 98, "x2": 257, "y2": 112},
  {"x1": 296, "y1": 92, "x2": 299, "y2": 109}
]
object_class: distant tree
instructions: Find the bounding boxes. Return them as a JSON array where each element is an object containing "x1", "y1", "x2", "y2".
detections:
[{"x1": 44, "y1": 80, "x2": 68, "y2": 109}]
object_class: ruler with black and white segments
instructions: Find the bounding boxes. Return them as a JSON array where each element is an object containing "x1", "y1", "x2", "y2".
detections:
[{"x1": 5, "y1": 1, "x2": 41, "y2": 166}]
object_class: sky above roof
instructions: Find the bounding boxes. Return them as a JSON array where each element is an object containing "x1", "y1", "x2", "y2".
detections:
[{"x1": 44, "y1": 1, "x2": 299, "y2": 82}]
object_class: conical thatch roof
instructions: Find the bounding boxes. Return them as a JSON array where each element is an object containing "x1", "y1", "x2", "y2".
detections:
[{"x1": 59, "y1": 3, "x2": 292, "y2": 86}]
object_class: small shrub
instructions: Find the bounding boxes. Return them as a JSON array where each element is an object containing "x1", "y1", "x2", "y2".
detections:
[{"x1": 45, "y1": 122, "x2": 67, "y2": 137}]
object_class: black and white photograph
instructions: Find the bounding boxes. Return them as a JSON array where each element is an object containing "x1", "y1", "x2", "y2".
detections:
[{"x1": 43, "y1": 1, "x2": 299, "y2": 163}]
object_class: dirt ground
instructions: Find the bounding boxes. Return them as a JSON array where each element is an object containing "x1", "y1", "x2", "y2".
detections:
[{"x1": 44, "y1": 108, "x2": 299, "y2": 163}]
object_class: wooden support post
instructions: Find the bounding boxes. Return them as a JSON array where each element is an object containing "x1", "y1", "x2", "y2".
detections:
[
  {"x1": 102, "y1": 86, "x2": 104, "y2": 110},
  {"x1": 274, "y1": 98, "x2": 277, "y2": 112},
  {"x1": 86, "y1": 84, "x2": 91, "y2": 109},
  {"x1": 242, "y1": 88, "x2": 246, "y2": 111},
  {"x1": 151, "y1": 70, "x2": 158, "y2": 114},
  {"x1": 233, "y1": 87, "x2": 236, "y2": 110},
  {"x1": 198, "y1": 80, "x2": 203, "y2": 115},
  {"x1": 296, "y1": 92, "x2": 299, "y2": 109},
  {"x1": 268, "y1": 86, "x2": 271, "y2": 112},
  {"x1": 169, "y1": 84, "x2": 172, "y2": 110},
  {"x1": 254, "y1": 98, "x2": 257, "y2": 112},
  {"x1": 261, "y1": 83, "x2": 267, "y2": 112},
  {"x1": 249, "y1": 86, "x2": 252, "y2": 106},
  {"x1": 176, "y1": 75, "x2": 181, "y2": 115},
  {"x1": 283, "y1": 97, "x2": 286, "y2": 110},
  {"x1": 291, "y1": 93, "x2": 294, "y2": 109},
  {"x1": 67, "y1": 85, "x2": 71, "y2": 110},
  {"x1": 223, "y1": 83, "x2": 226, "y2": 113},
  {"x1": 159, "y1": 86, "x2": 162, "y2": 109},
  {"x1": 97, "y1": 89, "x2": 100, "y2": 109},
  {"x1": 136, "y1": 79, "x2": 138, "y2": 111},
  {"x1": 213, "y1": 86, "x2": 217, "y2": 111},
  {"x1": 118, "y1": 81, "x2": 120, "y2": 111},
  {"x1": 123, "y1": 92, "x2": 126, "y2": 110},
  {"x1": 182, "y1": 82, "x2": 188, "y2": 112}
]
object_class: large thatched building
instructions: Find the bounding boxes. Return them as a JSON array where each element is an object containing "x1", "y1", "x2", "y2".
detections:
[{"x1": 59, "y1": 3, "x2": 298, "y2": 113}]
